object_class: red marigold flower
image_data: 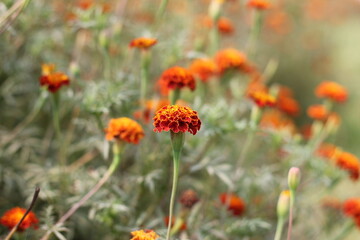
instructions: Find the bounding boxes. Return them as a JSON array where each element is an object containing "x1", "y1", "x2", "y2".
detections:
[
  {"x1": 218, "y1": 17, "x2": 234, "y2": 34},
  {"x1": 189, "y1": 58, "x2": 218, "y2": 82},
  {"x1": 315, "y1": 81, "x2": 348, "y2": 103},
  {"x1": 248, "y1": 91, "x2": 276, "y2": 108},
  {"x1": 129, "y1": 37, "x2": 157, "y2": 50},
  {"x1": 219, "y1": 193, "x2": 246, "y2": 216},
  {"x1": 307, "y1": 104, "x2": 329, "y2": 120},
  {"x1": 0, "y1": 207, "x2": 39, "y2": 231},
  {"x1": 214, "y1": 48, "x2": 247, "y2": 74},
  {"x1": 179, "y1": 189, "x2": 199, "y2": 209},
  {"x1": 247, "y1": 0, "x2": 271, "y2": 10},
  {"x1": 164, "y1": 216, "x2": 187, "y2": 231},
  {"x1": 336, "y1": 152, "x2": 360, "y2": 180},
  {"x1": 105, "y1": 117, "x2": 145, "y2": 144},
  {"x1": 158, "y1": 67, "x2": 195, "y2": 95},
  {"x1": 39, "y1": 64, "x2": 70, "y2": 93},
  {"x1": 130, "y1": 229, "x2": 159, "y2": 240},
  {"x1": 153, "y1": 105, "x2": 201, "y2": 135}
]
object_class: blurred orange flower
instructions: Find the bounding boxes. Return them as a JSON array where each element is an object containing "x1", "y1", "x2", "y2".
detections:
[
  {"x1": 248, "y1": 91, "x2": 276, "y2": 108},
  {"x1": 153, "y1": 105, "x2": 201, "y2": 135},
  {"x1": 77, "y1": 0, "x2": 93, "y2": 10},
  {"x1": 266, "y1": 10, "x2": 292, "y2": 35},
  {"x1": 180, "y1": 189, "x2": 199, "y2": 209},
  {"x1": 214, "y1": 48, "x2": 247, "y2": 74},
  {"x1": 217, "y1": 17, "x2": 235, "y2": 34},
  {"x1": 219, "y1": 193, "x2": 246, "y2": 216},
  {"x1": 130, "y1": 229, "x2": 159, "y2": 240},
  {"x1": 39, "y1": 64, "x2": 70, "y2": 93},
  {"x1": 315, "y1": 81, "x2": 348, "y2": 103},
  {"x1": 134, "y1": 99, "x2": 170, "y2": 123},
  {"x1": 307, "y1": 104, "x2": 329, "y2": 120},
  {"x1": 189, "y1": 58, "x2": 218, "y2": 82},
  {"x1": 276, "y1": 86, "x2": 300, "y2": 117},
  {"x1": 158, "y1": 67, "x2": 196, "y2": 95},
  {"x1": 164, "y1": 216, "x2": 187, "y2": 231},
  {"x1": 247, "y1": 0, "x2": 271, "y2": 10},
  {"x1": 343, "y1": 198, "x2": 360, "y2": 227},
  {"x1": 336, "y1": 152, "x2": 360, "y2": 181},
  {"x1": 316, "y1": 143, "x2": 340, "y2": 160},
  {"x1": 105, "y1": 118, "x2": 144, "y2": 144},
  {"x1": 129, "y1": 37, "x2": 157, "y2": 50},
  {"x1": 0, "y1": 207, "x2": 38, "y2": 231},
  {"x1": 260, "y1": 109, "x2": 296, "y2": 133}
]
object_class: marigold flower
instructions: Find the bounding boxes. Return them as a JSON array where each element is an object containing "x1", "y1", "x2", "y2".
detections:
[
  {"x1": 189, "y1": 58, "x2": 218, "y2": 82},
  {"x1": 77, "y1": 0, "x2": 93, "y2": 10},
  {"x1": 129, "y1": 37, "x2": 157, "y2": 50},
  {"x1": 315, "y1": 81, "x2": 348, "y2": 102},
  {"x1": 247, "y1": 0, "x2": 271, "y2": 10},
  {"x1": 248, "y1": 91, "x2": 276, "y2": 108},
  {"x1": 219, "y1": 193, "x2": 246, "y2": 216},
  {"x1": 153, "y1": 105, "x2": 201, "y2": 135},
  {"x1": 260, "y1": 109, "x2": 296, "y2": 134},
  {"x1": 0, "y1": 207, "x2": 39, "y2": 231},
  {"x1": 343, "y1": 198, "x2": 360, "y2": 217},
  {"x1": 179, "y1": 189, "x2": 199, "y2": 208},
  {"x1": 336, "y1": 152, "x2": 360, "y2": 180},
  {"x1": 164, "y1": 216, "x2": 187, "y2": 231},
  {"x1": 158, "y1": 67, "x2": 196, "y2": 95},
  {"x1": 214, "y1": 48, "x2": 247, "y2": 74},
  {"x1": 130, "y1": 229, "x2": 159, "y2": 240},
  {"x1": 217, "y1": 17, "x2": 234, "y2": 34},
  {"x1": 134, "y1": 99, "x2": 170, "y2": 123},
  {"x1": 316, "y1": 143, "x2": 340, "y2": 160},
  {"x1": 307, "y1": 104, "x2": 329, "y2": 120},
  {"x1": 105, "y1": 117, "x2": 144, "y2": 144},
  {"x1": 39, "y1": 64, "x2": 70, "y2": 93},
  {"x1": 277, "y1": 97, "x2": 300, "y2": 117}
]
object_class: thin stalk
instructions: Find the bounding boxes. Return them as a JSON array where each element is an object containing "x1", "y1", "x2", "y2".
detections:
[
  {"x1": 209, "y1": 25, "x2": 219, "y2": 55},
  {"x1": 274, "y1": 217, "x2": 284, "y2": 240},
  {"x1": 50, "y1": 92, "x2": 62, "y2": 141},
  {"x1": 140, "y1": 51, "x2": 150, "y2": 107},
  {"x1": 156, "y1": 0, "x2": 169, "y2": 20},
  {"x1": 286, "y1": 190, "x2": 295, "y2": 240},
  {"x1": 246, "y1": 10, "x2": 262, "y2": 57},
  {"x1": 331, "y1": 220, "x2": 354, "y2": 240},
  {"x1": 94, "y1": 113, "x2": 104, "y2": 132},
  {"x1": 39, "y1": 142, "x2": 123, "y2": 240},
  {"x1": 170, "y1": 89, "x2": 180, "y2": 105},
  {"x1": 0, "y1": 0, "x2": 31, "y2": 34}
]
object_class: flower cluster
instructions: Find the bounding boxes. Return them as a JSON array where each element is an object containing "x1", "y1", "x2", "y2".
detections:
[
  {"x1": 219, "y1": 193, "x2": 246, "y2": 216},
  {"x1": 153, "y1": 105, "x2": 201, "y2": 135},
  {"x1": 158, "y1": 67, "x2": 196, "y2": 95},
  {"x1": 129, "y1": 37, "x2": 157, "y2": 50},
  {"x1": 343, "y1": 198, "x2": 360, "y2": 227},
  {"x1": 39, "y1": 64, "x2": 70, "y2": 93},
  {"x1": 130, "y1": 229, "x2": 159, "y2": 240},
  {"x1": 0, "y1": 207, "x2": 39, "y2": 231},
  {"x1": 105, "y1": 118, "x2": 144, "y2": 144}
]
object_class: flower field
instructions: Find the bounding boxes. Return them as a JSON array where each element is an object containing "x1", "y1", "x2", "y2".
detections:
[{"x1": 1, "y1": 0, "x2": 360, "y2": 239}]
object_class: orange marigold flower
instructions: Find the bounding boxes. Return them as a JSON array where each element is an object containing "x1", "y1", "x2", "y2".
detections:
[
  {"x1": 214, "y1": 48, "x2": 247, "y2": 74},
  {"x1": 307, "y1": 104, "x2": 329, "y2": 120},
  {"x1": 336, "y1": 152, "x2": 360, "y2": 180},
  {"x1": 153, "y1": 105, "x2": 201, "y2": 135},
  {"x1": 316, "y1": 143, "x2": 340, "y2": 160},
  {"x1": 247, "y1": 0, "x2": 271, "y2": 10},
  {"x1": 0, "y1": 207, "x2": 39, "y2": 231},
  {"x1": 218, "y1": 17, "x2": 234, "y2": 34},
  {"x1": 219, "y1": 193, "x2": 246, "y2": 216},
  {"x1": 130, "y1": 229, "x2": 159, "y2": 240},
  {"x1": 105, "y1": 118, "x2": 144, "y2": 144},
  {"x1": 189, "y1": 58, "x2": 218, "y2": 82},
  {"x1": 315, "y1": 81, "x2": 348, "y2": 102},
  {"x1": 77, "y1": 0, "x2": 93, "y2": 10},
  {"x1": 39, "y1": 64, "x2": 70, "y2": 93},
  {"x1": 180, "y1": 189, "x2": 199, "y2": 209},
  {"x1": 164, "y1": 216, "x2": 187, "y2": 231},
  {"x1": 129, "y1": 37, "x2": 157, "y2": 50},
  {"x1": 260, "y1": 109, "x2": 296, "y2": 134},
  {"x1": 343, "y1": 198, "x2": 360, "y2": 217},
  {"x1": 249, "y1": 91, "x2": 276, "y2": 108},
  {"x1": 277, "y1": 97, "x2": 300, "y2": 117},
  {"x1": 158, "y1": 67, "x2": 196, "y2": 95}
]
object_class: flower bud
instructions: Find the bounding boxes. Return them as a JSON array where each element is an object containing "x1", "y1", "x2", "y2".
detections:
[
  {"x1": 277, "y1": 190, "x2": 290, "y2": 218},
  {"x1": 288, "y1": 167, "x2": 301, "y2": 191}
]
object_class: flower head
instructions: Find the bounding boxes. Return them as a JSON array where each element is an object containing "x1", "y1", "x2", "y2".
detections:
[
  {"x1": 336, "y1": 151, "x2": 360, "y2": 180},
  {"x1": 129, "y1": 37, "x2": 157, "y2": 50},
  {"x1": 189, "y1": 58, "x2": 218, "y2": 82},
  {"x1": 248, "y1": 91, "x2": 276, "y2": 108},
  {"x1": 130, "y1": 229, "x2": 159, "y2": 240},
  {"x1": 307, "y1": 104, "x2": 329, "y2": 120},
  {"x1": 343, "y1": 198, "x2": 360, "y2": 227},
  {"x1": 219, "y1": 193, "x2": 246, "y2": 216},
  {"x1": 158, "y1": 67, "x2": 196, "y2": 95},
  {"x1": 40, "y1": 64, "x2": 70, "y2": 93},
  {"x1": 180, "y1": 189, "x2": 199, "y2": 208},
  {"x1": 247, "y1": 0, "x2": 271, "y2": 10},
  {"x1": 217, "y1": 17, "x2": 234, "y2": 34},
  {"x1": 316, "y1": 143, "x2": 340, "y2": 160},
  {"x1": 105, "y1": 118, "x2": 144, "y2": 144},
  {"x1": 214, "y1": 48, "x2": 247, "y2": 74},
  {"x1": 153, "y1": 105, "x2": 201, "y2": 135},
  {"x1": 315, "y1": 81, "x2": 348, "y2": 102},
  {"x1": 0, "y1": 207, "x2": 39, "y2": 231}
]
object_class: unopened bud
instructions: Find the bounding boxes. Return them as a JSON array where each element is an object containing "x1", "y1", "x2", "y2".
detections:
[
  {"x1": 277, "y1": 190, "x2": 290, "y2": 218},
  {"x1": 288, "y1": 167, "x2": 301, "y2": 191},
  {"x1": 208, "y1": 0, "x2": 223, "y2": 21}
]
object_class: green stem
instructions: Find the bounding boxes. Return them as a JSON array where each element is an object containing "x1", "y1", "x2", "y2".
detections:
[
  {"x1": 274, "y1": 217, "x2": 284, "y2": 240},
  {"x1": 246, "y1": 10, "x2": 262, "y2": 57},
  {"x1": 170, "y1": 88, "x2": 181, "y2": 105},
  {"x1": 94, "y1": 113, "x2": 104, "y2": 132},
  {"x1": 140, "y1": 51, "x2": 150, "y2": 106},
  {"x1": 287, "y1": 190, "x2": 295, "y2": 240},
  {"x1": 209, "y1": 25, "x2": 219, "y2": 55},
  {"x1": 331, "y1": 220, "x2": 354, "y2": 240},
  {"x1": 51, "y1": 92, "x2": 62, "y2": 141},
  {"x1": 156, "y1": 0, "x2": 169, "y2": 20},
  {"x1": 39, "y1": 141, "x2": 123, "y2": 240},
  {"x1": 166, "y1": 132, "x2": 185, "y2": 240}
]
